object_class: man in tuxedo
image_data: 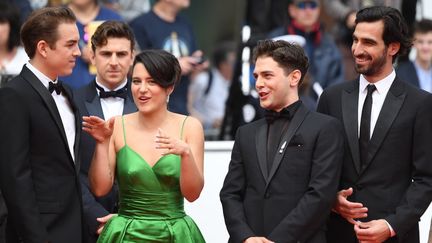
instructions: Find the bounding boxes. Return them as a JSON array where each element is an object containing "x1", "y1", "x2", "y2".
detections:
[
  {"x1": 0, "y1": 7, "x2": 83, "y2": 243},
  {"x1": 73, "y1": 20, "x2": 137, "y2": 243},
  {"x1": 317, "y1": 6, "x2": 432, "y2": 243},
  {"x1": 220, "y1": 39, "x2": 344, "y2": 243}
]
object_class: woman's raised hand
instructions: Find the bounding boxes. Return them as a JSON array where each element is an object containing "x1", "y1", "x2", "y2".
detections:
[
  {"x1": 155, "y1": 128, "x2": 191, "y2": 156},
  {"x1": 82, "y1": 116, "x2": 115, "y2": 143}
]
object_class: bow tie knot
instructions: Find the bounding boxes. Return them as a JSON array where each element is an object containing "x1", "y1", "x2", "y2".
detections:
[
  {"x1": 95, "y1": 82, "x2": 127, "y2": 99},
  {"x1": 265, "y1": 108, "x2": 292, "y2": 124},
  {"x1": 48, "y1": 81, "x2": 64, "y2": 95}
]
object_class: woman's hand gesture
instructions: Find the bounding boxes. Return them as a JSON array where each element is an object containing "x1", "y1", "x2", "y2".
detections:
[
  {"x1": 82, "y1": 116, "x2": 115, "y2": 143},
  {"x1": 155, "y1": 128, "x2": 191, "y2": 156}
]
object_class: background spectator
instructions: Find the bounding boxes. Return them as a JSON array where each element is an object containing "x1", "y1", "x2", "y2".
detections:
[
  {"x1": 397, "y1": 19, "x2": 432, "y2": 92},
  {"x1": 0, "y1": 3, "x2": 29, "y2": 87},
  {"x1": 101, "y1": 0, "x2": 151, "y2": 22},
  {"x1": 61, "y1": 0, "x2": 122, "y2": 89},
  {"x1": 188, "y1": 41, "x2": 236, "y2": 139},
  {"x1": 130, "y1": 0, "x2": 208, "y2": 115},
  {"x1": 269, "y1": 0, "x2": 344, "y2": 104}
]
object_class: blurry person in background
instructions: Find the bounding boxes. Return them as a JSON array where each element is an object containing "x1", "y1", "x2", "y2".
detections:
[
  {"x1": 101, "y1": 0, "x2": 151, "y2": 22},
  {"x1": 188, "y1": 41, "x2": 236, "y2": 139},
  {"x1": 0, "y1": 2, "x2": 29, "y2": 87},
  {"x1": 130, "y1": 0, "x2": 208, "y2": 115},
  {"x1": 269, "y1": 0, "x2": 344, "y2": 105},
  {"x1": 397, "y1": 19, "x2": 432, "y2": 93},
  {"x1": 62, "y1": 0, "x2": 122, "y2": 89}
]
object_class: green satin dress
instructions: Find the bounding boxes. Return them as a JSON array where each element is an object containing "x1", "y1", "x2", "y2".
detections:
[{"x1": 97, "y1": 116, "x2": 205, "y2": 243}]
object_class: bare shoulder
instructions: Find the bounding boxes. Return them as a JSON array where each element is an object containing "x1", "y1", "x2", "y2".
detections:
[{"x1": 170, "y1": 113, "x2": 204, "y2": 138}]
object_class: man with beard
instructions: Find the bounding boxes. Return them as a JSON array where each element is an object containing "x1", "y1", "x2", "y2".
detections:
[{"x1": 317, "y1": 6, "x2": 432, "y2": 243}]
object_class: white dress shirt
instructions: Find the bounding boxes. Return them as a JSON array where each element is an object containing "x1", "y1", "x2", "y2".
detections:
[
  {"x1": 357, "y1": 69, "x2": 397, "y2": 236},
  {"x1": 358, "y1": 70, "x2": 396, "y2": 138},
  {"x1": 95, "y1": 78, "x2": 127, "y2": 120},
  {"x1": 26, "y1": 62, "x2": 76, "y2": 162}
]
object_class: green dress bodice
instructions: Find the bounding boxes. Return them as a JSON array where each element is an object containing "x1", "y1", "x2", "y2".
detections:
[{"x1": 97, "y1": 116, "x2": 205, "y2": 243}]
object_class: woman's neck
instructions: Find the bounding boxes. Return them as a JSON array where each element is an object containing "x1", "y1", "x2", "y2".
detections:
[{"x1": 137, "y1": 109, "x2": 170, "y2": 130}]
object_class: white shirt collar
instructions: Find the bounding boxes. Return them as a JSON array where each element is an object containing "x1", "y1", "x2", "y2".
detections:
[
  {"x1": 359, "y1": 69, "x2": 395, "y2": 95},
  {"x1": 95, "y1": 77, "x2": 127, "y2": 93},
  {"x1": 26, "y1": 62, "x2": 58, "y2": 89}
]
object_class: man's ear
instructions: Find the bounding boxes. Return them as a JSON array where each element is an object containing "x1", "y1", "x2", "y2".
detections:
[
  {"x1": 388, "y1": 42, "x2": 401, "y2": 57},
  {"x1": 290, "y1": 69, "x2": 301, "y2": 87},
  {"x1": 36, "y1": 40, "x2": 49, "y2": 58},
  {"x1": 90, "y1": 49, "x2": 96, "y2": 66}
]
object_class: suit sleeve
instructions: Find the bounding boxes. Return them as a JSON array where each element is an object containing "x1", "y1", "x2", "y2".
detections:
[
  {"x1": 0, "y1": 88, "x2": 49, "y2": 242},
  {"x1": 80, "y1": 173, "x2": 110, "y2": 236},
  {"x1": 220, "y1": 128, "x2": 256, "y2": 242},
  {"x1": 268, "y1": 118, "x2": 344, "y2": 242},
  {"x1": 386, "y1": 94, "x2": 432, "y2": 237}
]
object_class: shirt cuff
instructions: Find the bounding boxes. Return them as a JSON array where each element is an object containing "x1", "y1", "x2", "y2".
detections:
[{"x1": 384, "y1": 220, "x2": 396, "y2": 237}]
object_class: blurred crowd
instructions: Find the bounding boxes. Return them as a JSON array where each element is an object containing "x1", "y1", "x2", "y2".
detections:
[{"x1": 0, "y1": 0, "x2": 430, "y2": 141}]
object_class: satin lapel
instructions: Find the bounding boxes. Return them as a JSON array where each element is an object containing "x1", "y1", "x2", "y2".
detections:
[
  {"x1": 62, "y1": 84, "x2": 81, "y2": 169},
  {"x1": 123, "y1": 83, "x2": 137, "y2": 114},
  {"x1": 266, "y1": 104, "x2": 309, "y2": 188},
  {"x1": 21, "y1": 66, "x2": 70, "y2": 152},
  {"x1": 255, "y1": 120, "x2": 268, "y2": 182},
  {"x1": 84, "y1": 82, "x2": 104, "y2": 119},
  {"x1": 342, "y1": 80, "x2": 361, "y2": 173},
  {"x1": 361, "y1": 79, "x2": 405, "y2": 173}
]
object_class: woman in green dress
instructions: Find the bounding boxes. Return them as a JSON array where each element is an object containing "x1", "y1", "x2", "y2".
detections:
[{"x1": 82, "y1": 49, "x2": 206, "y2": 242}]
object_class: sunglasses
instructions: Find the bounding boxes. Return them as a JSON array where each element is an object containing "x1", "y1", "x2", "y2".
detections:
[{"x1": 296, "y1": 1, "x2": 319, "y2": 9}]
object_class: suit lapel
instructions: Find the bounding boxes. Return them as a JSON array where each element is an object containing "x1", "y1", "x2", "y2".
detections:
[
  {"x1": 62, "y1": 85, "x2": 81, "y2": 170},
  {"x1": 22, "y1": 66, "x2": 70, "y2": 152},
  {"x1": 342, "y1": 80, "x2": 362, "y2": 173},
  {"x1": 84, "y1": 81, "x2": 104, "y2": 119},
  {"x1": 266, "y1": 104, "x2": 309, "y2": 188},
  {"x1": 361, "y1": 78, "x2": 405, "y2": 172},
  {"x1": 123, "y1": 82, "x2": 137, "y2": 114},
  {"x1": 255, "y1": 120, "x2": 269, "y2": 182}
]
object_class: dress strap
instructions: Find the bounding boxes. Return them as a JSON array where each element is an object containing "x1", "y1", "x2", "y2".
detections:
[
  {"x1": 180, "y1": 116, "x2": 188, "y2": 140},
  {"x1": 121, "y1": 116, "x2": 127, "y2": 146}
]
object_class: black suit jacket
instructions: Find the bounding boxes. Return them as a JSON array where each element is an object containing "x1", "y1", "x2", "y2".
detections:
[
  {"x1": 0, "y1": 65, "x2": 83, "y2": 243},
  {"x1": 220, "y1": 104, "x2": 344, "y2": 243},
  {"x1": 317, "y1": 77, "x2": 432, "y2": 243},
  {"x1": 396, "y1": 61, "x2": 420, "y2": 88},
  {"x1": 73, "y1": 80, "x2": 136, "y2": 242}
]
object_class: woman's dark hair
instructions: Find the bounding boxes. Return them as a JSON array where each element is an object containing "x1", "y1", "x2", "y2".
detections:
[
  {"x1": 0, "y1": 3, "x2": 21, "y2": 52},
  {"x1": 355, "y1": 6, "x2": 412, "y2": 62},
  {"x1": 133, "y1": 49, "x2": 181, "y2": 88}
]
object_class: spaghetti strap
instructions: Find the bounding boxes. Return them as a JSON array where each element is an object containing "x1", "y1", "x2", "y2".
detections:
[
  {"x1": 180, "y1": 116, "x2": 188, "y2": 140},
  {"x1": 121, "y1": 116, "x2": 127, "y2": 146}
]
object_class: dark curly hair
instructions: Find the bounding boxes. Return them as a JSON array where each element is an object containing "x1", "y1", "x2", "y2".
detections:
[
  {"x1": 355, "y1": 6, "x2": 412, "y2": 62},
  {"x1": 253, "y1": 39, "x2": 309, "y2": 85}
]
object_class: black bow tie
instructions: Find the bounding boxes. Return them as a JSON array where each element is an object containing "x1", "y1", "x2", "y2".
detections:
[
  {"x1": 95, "y1": 82, "x2": 127, "y2": 99},
  {"x1": 265, "y1": 109, "x2": 293, "y2": 124},
  {"x1": 48, "y1": 81, "x2": 64, "y2": 95},
  {"x1": 264, "y1": 101, "x2": 302, "y2": 124}
]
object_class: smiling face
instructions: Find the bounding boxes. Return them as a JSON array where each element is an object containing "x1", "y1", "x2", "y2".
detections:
[
  {"x1": 131, "y1": 62, "x2": 173, "y2": 114},
  {"x1": 44, "y1": 22, "x2": 81, "y2": 79},
  {"x1": 91, "y1": 37, "x2": 134, "y2": 90},
  {"x1": 253, "y1": 56, "x2": 300, "y2": 111},
  {"x1": 351, "y1": 20, "x2": 399, "y2": 82}
]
